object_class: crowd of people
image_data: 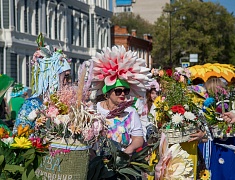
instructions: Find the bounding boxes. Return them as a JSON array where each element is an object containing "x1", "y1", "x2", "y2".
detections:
[{"x1": 1, "y1": 44, "x2": 235, "y2": 180}]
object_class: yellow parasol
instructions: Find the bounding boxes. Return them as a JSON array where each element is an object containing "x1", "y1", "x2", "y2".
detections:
[{"x1": 188, "y1": 63, "x2": 235, "y2": 83}]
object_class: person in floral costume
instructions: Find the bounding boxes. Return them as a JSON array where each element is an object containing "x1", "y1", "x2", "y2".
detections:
[
  {"x1": 91, "y1": 45, "x2": 151, "y2": 155},
  {"x1": 13, "y1": 34, "x2": 71, "y2": 134}
]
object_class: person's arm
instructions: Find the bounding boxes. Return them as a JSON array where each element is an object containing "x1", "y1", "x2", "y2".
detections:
[
  {"x1": 189, "y1": 129, "x2": 207, "y2": 142},
  {"x1": 124, "y1": 136, "x2": 144, "y2": 155},
  {"x1": 125, "y1": 108, "x2": 144, "y2": 154}
]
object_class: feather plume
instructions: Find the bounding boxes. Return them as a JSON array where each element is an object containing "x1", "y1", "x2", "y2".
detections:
[
  {"x1": 77, "y1": 62, "x2": 86, "y2": 108},
  {"x1": 82, "y1": 60, "x2": 93, "y2": 102}
]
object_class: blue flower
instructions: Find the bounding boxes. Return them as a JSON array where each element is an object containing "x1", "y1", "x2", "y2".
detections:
[{"x1": 203, "y1": 97, "x2": 215, "y2": 107}]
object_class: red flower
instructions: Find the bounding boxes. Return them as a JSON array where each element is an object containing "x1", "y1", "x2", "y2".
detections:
[
  {"x1": 171, "y1": 105, "x2": 185, "y2": 115},
  {"x1": 30, "y1": 137, "x2": 44, "y2": 151},
  {"x1": 165, "y1": 69, "x2": 173, "y2": 77}
]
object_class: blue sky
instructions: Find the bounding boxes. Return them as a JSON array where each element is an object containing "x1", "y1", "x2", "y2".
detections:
[{"x1": 204, "y1": 0, "x2": 235, "y2": 14}]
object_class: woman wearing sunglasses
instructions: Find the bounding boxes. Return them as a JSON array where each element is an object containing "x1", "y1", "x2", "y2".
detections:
[
  {"x1": 92, "y1": 46, "x2": 151, "y2": 156},
  {"x1": 96, "y1": 79, "x2": 144, "y2": 155}
]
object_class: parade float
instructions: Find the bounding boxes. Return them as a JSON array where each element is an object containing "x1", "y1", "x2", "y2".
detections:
[{"x1": 2, "y1": 34, "x2": 105, "y2": 179}]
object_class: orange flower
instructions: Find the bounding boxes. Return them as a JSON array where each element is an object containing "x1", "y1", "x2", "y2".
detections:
[
  {"x1": 0, "y1": 127, "x2": 5, "y2": 138},
  {"x1": 158, "y1": 70, "x2": 164, "y2": 77},
  {"x1": 17, "y1": 124, "x2": 30, "y2": 137}
]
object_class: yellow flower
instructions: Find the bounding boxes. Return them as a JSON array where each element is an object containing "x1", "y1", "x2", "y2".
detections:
[
  {"x1": 11, "y1": 137, "x2": 32, "y2": 149},
  {"x1": 154, "y1": 96, "x2": 163, "y2": 108},
  {"x1": 163, "y1": 104, "x2": 169, "y2": 111},
  {"x1": 147, "y1": 149, "x2": 158, "y2": 180},
  {"x1": 200, "y1": 169, "x2": 210, "y2": 180}
]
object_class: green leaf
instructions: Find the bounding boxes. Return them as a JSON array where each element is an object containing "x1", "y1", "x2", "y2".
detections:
[
  {"x1": 116, "y1": 151, "x2": 130, "y2": 169},
  {"x1": 119, "y1": 167, "x2": 142, "y2": 177},
  {"x1": 119, "y1": 172, "x2": 130, "y2": 180},
  {"x1": 22, "y1": 165, "x2": 36, "y2": 180},
  {"x1": 22, "y1": 149, "x2": 36, "y2": 159},
  {"x1": 87, "y1": 156, "x2": 105, "y2": 180},
  {"x1": 4, "y1": 164, "x2": 24, "y2": 173},
  {"x1": 0, "y1": 155, "x2": 4, "y2": 165},
  {"x1": 130, "y1": 162, "x2": 150, "y2": 171}
]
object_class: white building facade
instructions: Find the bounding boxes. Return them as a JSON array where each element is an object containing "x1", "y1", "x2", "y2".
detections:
[{"x1": 0, "y1": 0, "x2": 112, "y2": 87}]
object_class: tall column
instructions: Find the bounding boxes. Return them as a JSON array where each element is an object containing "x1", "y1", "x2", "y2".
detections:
[
  {"x1": 41, "y1": 0, "x2": 46, "y2": 35},
  {"x1": 9, "y1": 0, "x2": 15, "y2": 30},
  {"x1": 29, "y1": 0, "x2": 37, "y2": 35}
]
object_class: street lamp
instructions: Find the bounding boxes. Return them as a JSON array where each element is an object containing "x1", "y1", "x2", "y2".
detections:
[{"x1": 163, "y1": 8, "x2": 176, "y2": 64}]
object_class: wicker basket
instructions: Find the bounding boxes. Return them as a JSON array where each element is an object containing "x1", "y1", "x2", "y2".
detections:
[
  {"x1": 36, "y1": 142, "x2": 90, "y2": 180},
  {"x1": 211, "y1": 125, "x2": 235, "y2": 139},
  {"x1": 161, "y1": 126, "x2": 198, "y2": 144}
]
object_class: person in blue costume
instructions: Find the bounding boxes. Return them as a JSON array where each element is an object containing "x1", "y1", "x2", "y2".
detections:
[
  {"x1": 13, "y1": 34, "x2": 71, "y2": 134},
  {"x1": 199, "y1": 77, "x2": 235, "y2": 180}
]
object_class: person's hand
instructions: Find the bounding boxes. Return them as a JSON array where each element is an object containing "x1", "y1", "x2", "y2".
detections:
[
  {"x1": 222, "y1": 111, "x2": 235, "y2": 124},
  {"x1": 188, "y1": 130, "x2": 207, "y2": 142},
  {"x1": 124, "y1": 147, "x2": 134, "y2": 156}
]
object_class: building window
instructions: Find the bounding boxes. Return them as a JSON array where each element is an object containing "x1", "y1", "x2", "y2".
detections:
[
  {"x1": 24, "y1": 0, "x2": 28, "y2": 33},
  {"x1": 35, "y1": 0, "x2": 39, "y2": 35}
]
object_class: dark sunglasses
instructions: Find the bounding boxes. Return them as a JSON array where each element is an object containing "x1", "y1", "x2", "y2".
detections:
[{"x1": 113, "y1": 88, "x2": 130, "y2": 96}]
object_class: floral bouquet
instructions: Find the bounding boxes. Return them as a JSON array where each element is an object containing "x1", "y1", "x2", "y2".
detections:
[
  {"x1": 0, "y1": 124, "x2": 49, "y2": 179},
  {"x1": 203, "y1": 85, "x2": 235, "y2": 138},
  {"x1": 34, "y1": 61, "x2": 105, "y2": 148},
  {"x1": 153, "y1": 68, "x2": 202, "y2": 144},
  {"x1": 34, "y1": 61, "x2": 106, "y2": 179}
]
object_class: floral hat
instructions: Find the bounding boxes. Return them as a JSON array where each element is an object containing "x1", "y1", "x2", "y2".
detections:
[
  {"x1": 188, "y1": 84, "x2": 208, "y2": 99},
  {"x1": 31, "y1": 34, "x2": 71, "y2": 97},
  {"x1": 10, "y1": 83, "x2": 28, "y2": 98},
  {"x1": 146, "y1": 79, "x2": 160, "y2": 91},
  {"x1": 91, "y1": 45, "x2": 151, "y2": 97}
]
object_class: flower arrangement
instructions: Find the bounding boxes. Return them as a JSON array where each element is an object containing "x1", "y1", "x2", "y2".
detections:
[
  {"x1": 0, "y1": 124, "x2": 49, "y2": 179},
  {"x1": 34, "y1": 61, "x2": 105, "y2": 148},
  {"x1": 203, "y1": 85, "x2": 235, "y2": 138},
  {"x1": 152, "y1": 68, "x2": 202, "y2": 143},
  {"x1": 154, "y1": 69, "x2": 200, "y2": 127}
]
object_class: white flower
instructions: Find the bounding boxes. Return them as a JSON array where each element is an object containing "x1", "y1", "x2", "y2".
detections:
[
  {"x1": 172, "y1": 113, "x2": 184, "y2": 125},
  {"x1": 168, "y1": 110, "x2": 173, "y2": 115},
  {"x1": 183, "y1": 104, "x2": 189, "y2": 110},
  {"x1": 184, "y1": 111, "x2": 196, "y2": 121},
  {"x1": 155, "y1": 133, "x2": 194, "y2": 179},
  {"x1": 54, "y1": 115, "x2": 70, "y2": 125},
  {"x1": 1, "y1": 137, "x2": 14, "y2": 145},
  {"x1": 28, "y1": 110, "x2": 37, "y2": 121}
]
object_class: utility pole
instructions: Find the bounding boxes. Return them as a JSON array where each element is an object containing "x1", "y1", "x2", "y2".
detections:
[{"x1": 163, "y1": 8, "x2": 176, "y2": 64}]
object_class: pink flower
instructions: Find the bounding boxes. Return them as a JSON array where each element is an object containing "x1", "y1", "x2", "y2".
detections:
[
  {"x1": 82, "y1": 127, "x2": 94, "y2": 141},
  {"x1": 46, "y1": 105, "x2": 59, "y2": 118},
  {"x1": 91, "y1": 46, "x2": 151, "y2": 97},
  {"x1": 155, "y1": 133, "x2": 193, "y2": 180},
  {"x1": 92, "y1": 120, "x2": 103, "y2": 136}
]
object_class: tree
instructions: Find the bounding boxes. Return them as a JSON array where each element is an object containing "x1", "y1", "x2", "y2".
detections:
[
  {"x1": 111, "y1": 13, "x2": 154, "y2": 37},
  {"x1": 152, "y1": 0, "x2": 235, "y2": 67}
]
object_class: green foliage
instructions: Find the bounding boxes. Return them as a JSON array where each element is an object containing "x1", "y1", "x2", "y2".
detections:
[
  {"x1": 87, "y1": 139, "x2": 159, "y2": 180},
  {"x1": 0, "y1": 140, "x2": 47, "y2": 180},
  {"x1": 111, "y1": 13, "x2": 154, "y2": 37},
  {"x1": 152, "y1": 0, "x2": 235, "y2": 67}
]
